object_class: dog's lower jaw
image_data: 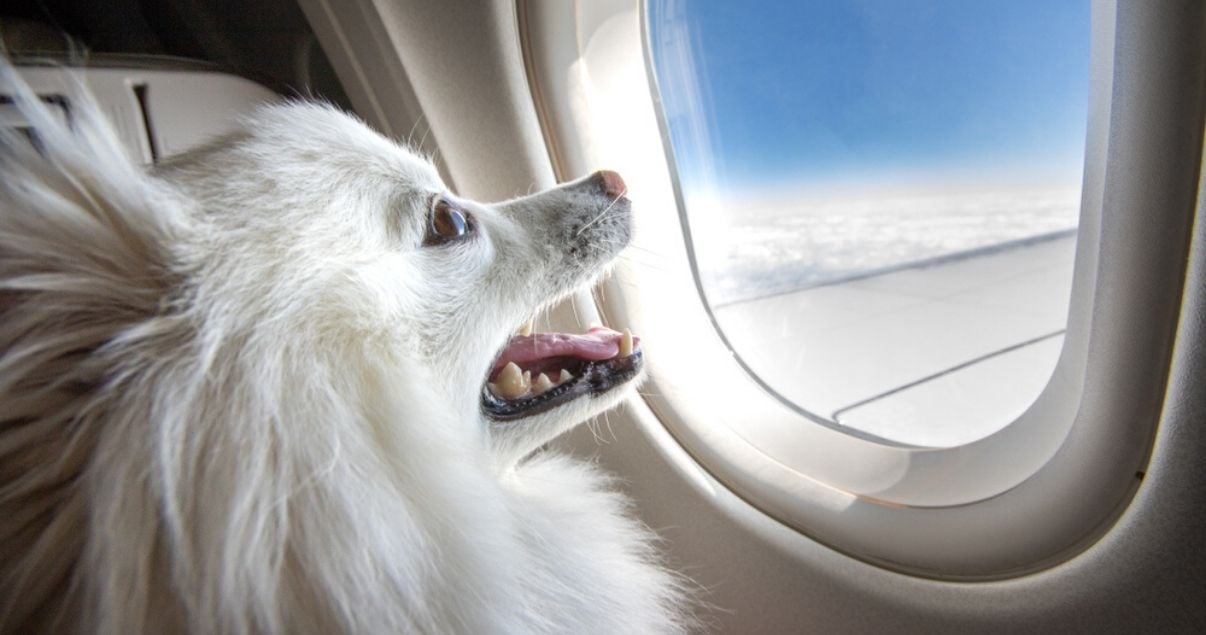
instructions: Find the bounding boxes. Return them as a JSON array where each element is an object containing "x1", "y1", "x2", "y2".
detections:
[
  {"x1": 488, "y1": 414, "x2": 579, "y2": 470},
  {"x1": 487, "y1": 373, "x2": 643, "y2": 470}
]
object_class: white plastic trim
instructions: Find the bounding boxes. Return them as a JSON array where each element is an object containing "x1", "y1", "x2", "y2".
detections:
[
  {"x1": 4, "y1": 65, "x2": 277, "y2": 163},
  {"x1": 518, "y1": 0, "x2": 1198, "y2": 577}
]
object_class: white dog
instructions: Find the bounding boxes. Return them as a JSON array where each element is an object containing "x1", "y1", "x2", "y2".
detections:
[{"x1": 0, "y1": 68, "x2": 690, "y2": 633}]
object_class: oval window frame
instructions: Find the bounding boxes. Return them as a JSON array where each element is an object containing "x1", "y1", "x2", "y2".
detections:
[{"x1": 516, "y1": 0, "x2": 1199, "y2": 578}]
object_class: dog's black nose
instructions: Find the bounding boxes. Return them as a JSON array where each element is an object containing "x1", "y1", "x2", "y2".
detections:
[{"x1": 594, "y1": 170, "x2": 627, "y2": 199}]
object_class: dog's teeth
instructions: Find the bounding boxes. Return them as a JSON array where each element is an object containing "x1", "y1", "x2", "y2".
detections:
[
  {"x1": 559, "y1": 369, "x2": 573, "y2": 384},
  {"x1": 533, "y1": 372, "x2": 554, "y2": 394},
  {"x1": 487, "y1": 382, "x2": 500, "y2": 396},
  {"x1": 497, "y1": 362, "x2": 528, "y2": 399},
  {"x1": 518, "y1": 320, "x2": 533, "y2": 336},
  {"x1": 619, "y1": 328, "x2": 634, "y2": 357}
]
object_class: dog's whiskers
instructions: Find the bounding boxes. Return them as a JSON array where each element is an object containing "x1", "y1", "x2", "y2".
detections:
[
  {"x1": 602, "y1": 411, "x2": 617, "y2": 443},
  {"x1": 585, "y1": 415, "x2": 606, "y2": 445},
  {"x1": 404, "y1": 113, "x2": 427, "y2": 150},
  {"x1": 576, "y1": 189, "x2": 628, "y2": 237},
  {"x1": 569, "y1": 293, "x2": 583, "y2": 328},
  {"x1": 418, "y1": 121, "x2": 433, "y2": 152}
]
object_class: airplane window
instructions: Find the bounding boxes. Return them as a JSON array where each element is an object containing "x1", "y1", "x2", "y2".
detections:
[{"x1": 646, "y1": 0, "x2": 1091, "y2": 447}]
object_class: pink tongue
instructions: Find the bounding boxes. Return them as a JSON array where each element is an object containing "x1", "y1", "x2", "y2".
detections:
[{"x1": 491, "y1": 326, "x2": 638, "y2": 376}]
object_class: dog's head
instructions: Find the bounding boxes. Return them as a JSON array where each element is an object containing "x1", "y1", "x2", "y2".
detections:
[{"x1": 160, "y1": 102, "x2": 642, "y2": 466}]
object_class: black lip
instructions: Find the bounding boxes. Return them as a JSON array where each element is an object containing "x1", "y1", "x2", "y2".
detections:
[{"x1": 481, "y1": 351, "x2": 644, "y2": 421}]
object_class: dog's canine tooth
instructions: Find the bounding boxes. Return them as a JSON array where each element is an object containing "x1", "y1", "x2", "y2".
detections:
[
  {"x1": 497, "y1": 362, "x2": 527, "y2": 399},
  {"x1": 517, "y1": 320, "x2": 533, "y2": 336},
  {"x1": 558, "y1": 369, "x2": 573, "y2": 384},
  {"x1": 532, "y1": 373, "x2": 554, "y2": 395},
  {"x1": 619, "y1": 329, "x2": 634, "y2": 358}
]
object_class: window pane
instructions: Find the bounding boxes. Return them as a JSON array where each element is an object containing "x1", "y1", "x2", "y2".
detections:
[{"x1": 647, "y1": 0, "x2": 1090, "y2": 447}]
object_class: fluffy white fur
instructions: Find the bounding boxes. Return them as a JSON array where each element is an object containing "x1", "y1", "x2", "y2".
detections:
[{"x1": 0, "y1": 67, "x2": 690, "y2": 634}]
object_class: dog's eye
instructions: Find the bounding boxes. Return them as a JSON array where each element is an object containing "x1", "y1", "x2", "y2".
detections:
[{"x1": 425, "y1": 198, "x2": 473, "y2": 246}]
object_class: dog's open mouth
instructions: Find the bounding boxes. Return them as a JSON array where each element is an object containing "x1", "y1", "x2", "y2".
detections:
[{"x1": 481, "y1": 325, "x2": 643, "y2": 421}]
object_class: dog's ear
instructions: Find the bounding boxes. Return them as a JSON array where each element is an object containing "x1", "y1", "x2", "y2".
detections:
[{"x1": 0, "y1": 62, "x2": 194, "y2": 632}]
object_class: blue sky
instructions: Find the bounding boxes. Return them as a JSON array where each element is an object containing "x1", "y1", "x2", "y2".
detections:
[{"x1": 649, "y1": 1, "x2": 1091, "y2": 192}]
